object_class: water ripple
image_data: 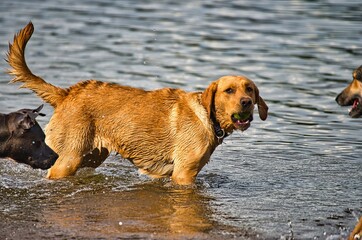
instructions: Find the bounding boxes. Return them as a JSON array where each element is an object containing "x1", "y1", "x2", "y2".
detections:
[{"x1": 0, "y1": 0, "x2": 361, "y2": 239}]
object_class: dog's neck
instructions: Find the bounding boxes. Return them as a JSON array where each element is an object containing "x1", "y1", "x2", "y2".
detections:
[
  {"x1": 197, "y1": 92, "x2": 229, "y2": 144},
  {"x1": 210, "y1": 113, "x2": 229, "y2": 144},
  {"x1": 213, "y1": 122, "x2": 225, "y2": 139}
]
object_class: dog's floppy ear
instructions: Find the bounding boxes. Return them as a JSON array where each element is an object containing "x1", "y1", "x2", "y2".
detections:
[
  {"x1": 254, "y1": 86, "x2": 268, "y2": 121},
  {"x1": 201, "y1": 81, "x2": 218, "y2": 119},
  {"x1": 257, "y1": 96, "x2": 268, "y2": 121}
]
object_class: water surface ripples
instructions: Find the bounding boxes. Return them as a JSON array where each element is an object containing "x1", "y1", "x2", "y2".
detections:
[{"x1": 0, "y1": 0, "x2": 361, "y2": 239}]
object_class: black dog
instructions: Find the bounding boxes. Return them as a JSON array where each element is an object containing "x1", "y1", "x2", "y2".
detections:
[
  {"x1": 336, "y1": 65, "x2": 362, "y2": 118},
  {"x1": 0, "y1": 105, "x2": 57, "y2": 169}
]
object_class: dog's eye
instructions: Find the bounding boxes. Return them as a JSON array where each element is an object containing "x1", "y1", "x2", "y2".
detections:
[
  {"x1": 225, "y1": 88, "x2": 234, "y2": 94},
  {"x1": 246, "y1": 86, "x2": 253, "y2": 93},
  {"x1": 32, "y1": 141, "x2": 41, "y2": 148}
]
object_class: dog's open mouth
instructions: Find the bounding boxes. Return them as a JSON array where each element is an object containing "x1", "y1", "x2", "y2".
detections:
[
  {"x1": 231, "y1": 112, "x2": 253, "y2": 131},
  {"x1": 348, "y1": 97, "x2": 362, "y2": 118}
]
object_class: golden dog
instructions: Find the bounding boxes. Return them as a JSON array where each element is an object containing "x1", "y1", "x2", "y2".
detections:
[
  {"x1": 6, "y1": 22, "x2": 268, "y2": 185},
  {"x1": 336, "y1": 65, "x2": 362, "y2": 118},
  {"x1": 349, "y1": 217, "x2": 362, "y2": 240}
]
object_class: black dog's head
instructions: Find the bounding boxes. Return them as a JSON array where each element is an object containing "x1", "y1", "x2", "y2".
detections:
[
  {"x1": 0, "y1": 105, "x2": 58, "y2": 169},
  {"x1": 336, "y1": 65, "x2": 362, "y2": 118}
]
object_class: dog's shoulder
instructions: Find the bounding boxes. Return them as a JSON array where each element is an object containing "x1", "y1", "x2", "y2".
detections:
[
  {"x1": 170, "y1": 91, "x2": 213, "y2": 136},
  {"x1": 186, "y1": 92, "x2": 210, "y2": 127}
]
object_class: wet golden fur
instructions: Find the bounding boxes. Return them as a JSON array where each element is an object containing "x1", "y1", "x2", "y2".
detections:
[
  {"x1": 6, "y1": 22, "x2": 268, "y2": 185},
  {"x1": 349, "y1": 217, "x2": 362, "y2": 240}
]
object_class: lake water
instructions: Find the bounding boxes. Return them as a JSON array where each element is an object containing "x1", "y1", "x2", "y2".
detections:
[{"x1": 0, "y1": 0, "x2": 361, "y2": 239}]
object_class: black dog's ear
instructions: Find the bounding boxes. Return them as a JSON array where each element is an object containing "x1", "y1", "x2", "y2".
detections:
[
  {"x1": 32, "y1": 104, "x2": 46, "y2": 117},
  {"x1": 16, "y1": 104, "x2": 45, "y2": 119},
  {"x1": 7, "y1": 105, "x2": 45, "y2": 133},
  {"x1": 17, "y1": 114, "x2": 35, "y2": 130},
  {"x1": 15, "y1": 105, "x2": 45, "y2": 130},
  {"x1": 16, "y1": 105, "x2": 45, "y2": 130}
]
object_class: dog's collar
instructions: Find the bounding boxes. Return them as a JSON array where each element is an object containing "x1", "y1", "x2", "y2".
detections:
[
  {"x1": 214, "y1": 123, "x2": 225, "y2": 139},
  {"x1": 199, "y1": 94, "x2": 229, "y2": 143},
  {"x1": 212, "y1": 118, "x2": 229, "y2": 143}
]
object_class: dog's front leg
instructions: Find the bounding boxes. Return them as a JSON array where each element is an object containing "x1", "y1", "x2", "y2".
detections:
[
  {"x1": 171, "y1": 170, "x2": 197, "y2": 185},
  {"x1": 171, "y1": 160, "x2": 199, "y2": 185}
]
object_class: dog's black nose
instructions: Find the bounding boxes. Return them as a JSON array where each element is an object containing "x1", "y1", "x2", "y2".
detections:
[{"x1": 240, "y1": 97, "x2": 252, "y2": 108}]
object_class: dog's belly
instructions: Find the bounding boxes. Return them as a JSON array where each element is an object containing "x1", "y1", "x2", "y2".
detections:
[
  {"x1": 135, "y1": 159, "x2": 174, "y2": 178},
  {"x1": 94, "y1": 123, "x2": 175, "y2": 178},
  {"x1": 116, "y1": 141, "x2": 175, "y2": 178}
]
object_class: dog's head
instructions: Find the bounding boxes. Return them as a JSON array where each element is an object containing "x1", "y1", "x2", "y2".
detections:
[
  {"x1": 0, "y1": 105, "x2": 58, "y2": 169},
  {"x1": 336, "y1": 65, "x2": 362, "y2": 118},
  {"x1": 202, "y1": 76, "x2": 268, "y2": 134}
]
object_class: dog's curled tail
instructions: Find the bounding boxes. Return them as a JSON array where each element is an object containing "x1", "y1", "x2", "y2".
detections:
[{"x1": 6, "y1": 22, "x2": 68, "y2": 108}]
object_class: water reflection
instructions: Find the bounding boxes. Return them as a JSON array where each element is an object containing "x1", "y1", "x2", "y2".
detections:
[{"x1": 40, "y1": 182, "x2": 252, "y2": 239}]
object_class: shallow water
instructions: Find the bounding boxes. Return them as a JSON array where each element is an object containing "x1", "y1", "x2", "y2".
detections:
[{"x1": 0, "y1": 0, "x2": 361, "y2": 239}]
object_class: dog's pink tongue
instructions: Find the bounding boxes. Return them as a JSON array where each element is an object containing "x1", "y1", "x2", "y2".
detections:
[
  {"x1": 235, "y1": 119, "x2": 250, "y2": 130},
  {"x1": 353, "y1": 99, "x2": 359, "y2": 109}
]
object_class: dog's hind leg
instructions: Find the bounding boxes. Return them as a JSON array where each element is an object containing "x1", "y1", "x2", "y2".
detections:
[
  {"x1": 45, "y1": 116, "x2": 98, "y2": 179},
  {"x1": 46, "y1": 154, "x2": 82, "y2": 179},
  {"x1": 46, "y1": 147, "x2": 109, "y2": 178}
]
